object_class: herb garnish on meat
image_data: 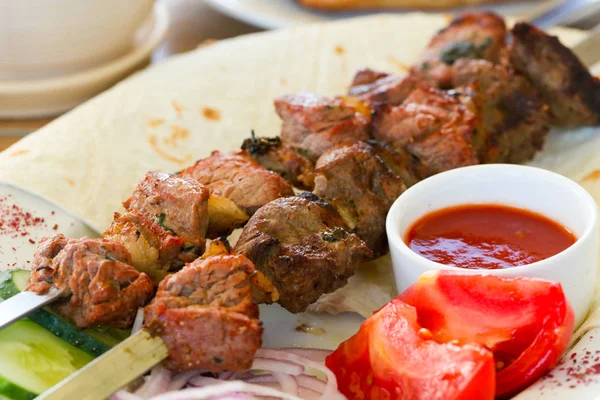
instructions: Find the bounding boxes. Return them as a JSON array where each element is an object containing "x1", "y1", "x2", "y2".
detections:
[
  {"x1": 241, "y1": 130, "x2": 282, "y2": 156},
  {"x1": 440, "y1": 37, "x2": 492, "y2": 65},
  {"x1": 321, "y1": 227, "x2": 347, "y2": 242},
  {"x1": 155, "y1": 213, "x2": 176, "y2": 235}
]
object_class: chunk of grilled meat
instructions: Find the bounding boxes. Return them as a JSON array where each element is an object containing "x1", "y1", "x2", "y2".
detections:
[
  {"x1": 144, "y1": 241, "x2": 262, "y2": 372},
  {"x1": 275, "y1": 93, "x2": 371, "y2": 162},
  {"x1": 235, "y1": 193, "x2": 372, "y2": 313},
  {"x1": 104, "y1": 211, "x2": 194, "y2": 283},
  {"x1": 241, "y1": 134, "x2": 316, "y2": 190},
  {"x1": 349, "y1": 71, "x2": 432, "y2": 106},
  {"x1": 452, "y1": 59, "x2": 549, "y2": 163},
  {"x1": 411, "y1": 12, "x2": 507, "y2": 88},
  {"x1": 313, "y1": 142, "x2": 408, "y2": 256},
  {"x1": 372, "y1": 86, "x2": 479, "y2": 178},
  {"x1": 509, "y1": 22, "x2": 600, "y2": 127},
  {"x1": 180, "y1": 151, "x2": 294, "y2": 216},
  {"x1": 351, "y1": 68, "x2": 390, "y2": 87},
  {"x1": 27, "y1": 237, "x2": 154, "y2": 329},
  {"x1": 368, "y1": 140, "x2": 421, "y2": 188},
  {"x1": 124, "y1": 171, "x2": 209, "y2": 250},
  {"x1": 25, "y1": 234, "x2": 69, "y2": 293}
]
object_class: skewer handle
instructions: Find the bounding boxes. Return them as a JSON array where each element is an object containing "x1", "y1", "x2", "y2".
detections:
[{"x1": 37, "y1": 330, "x2": 168, "y2": 400}]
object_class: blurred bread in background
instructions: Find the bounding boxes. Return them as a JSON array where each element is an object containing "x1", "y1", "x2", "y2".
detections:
[{"x1": 298, "y1": 0, "x2": 528, "y2": 10}]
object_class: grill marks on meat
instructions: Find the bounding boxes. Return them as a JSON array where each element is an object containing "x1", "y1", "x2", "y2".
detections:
[
  {"x1": 180, "y1": 151, "x2": 294, "y2": 216},
  {"x1": 235, "y1": 194, "x2": 372, "y2": 313},
  {"x1": 314, "y1": 142, "x2": 407, "y2": 256},
  {"x1": 26, "y1": 234, "x2": 69, "y2": 294},
  {"x1": 509, "y1": 22, "x2": 600, "y2": 127},
  {"x1": 241, "y1": 134, "x2": 316, "y2": 190},
  {"x1": 104, "y1": 211, "x2": 191, "y2": 283},
  {"x1": 452, "y1": 59, "x2": 549, "y2": 163},
  {"x1": 124, "y1": 171, "x2": 209, "y2": 248},
  {"x1": 275, "y1": 93, "x2": 371, "y2": 162},
  {"x1": 411, "y1": 12, "x2": 507, "y2": 88},
  {"x1": 372, "y1": 86, "x2": 479, "y2": 179},
  {"x1": 27, "y1": 237, "x2": 154, "y2": 329},
  {"x1": 349, "y1": 72, "x2": 432, "y2": 106},
  {"x1": 144, "y1": 241, "x2": 262, "y2": 372}
]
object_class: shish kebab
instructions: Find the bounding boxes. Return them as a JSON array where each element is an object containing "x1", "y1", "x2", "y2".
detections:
[{"x1": 0, "y1": 12, "x2": 599, "y2": 399}]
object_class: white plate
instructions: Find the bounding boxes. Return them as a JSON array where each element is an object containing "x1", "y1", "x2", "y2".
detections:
[
  {"x1": 205, "y1": 0, "x2": 561, "y2": 29},
  {"x1": 0, "y1": 182, "x2": 98, "y2": 270},
  {"x1": 0, "y1": 2, "x2": 169, "y2": 119}
]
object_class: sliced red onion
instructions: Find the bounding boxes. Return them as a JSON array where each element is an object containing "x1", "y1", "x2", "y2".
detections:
[
  {"x1": 218, "y1": 371, "x2": 235, "y2": 380},
  {"x1": 298, "y1": 386, "x2": 326, "y2": 400},
  {"x1": 245, "y1": 374, "x2": 276, "y2": 384},
  {"x1": 131, "y1": 308, "x2": 145, "y2": 335},
  {"x1": 251, "y1": 357, "x2": 304, "y2": 376},
  {"x1": 188, "y1": 376, "x2": 223, "y2": 387},
  {"x1": 231, "y1": 372, "x2": 254, "y2": 381},
  {"x1": 296, "y1": 374, "x2": 327, "y2": 394},
  {"x1": 281, "y1": 348, "x2": 332, "y2": 363},
  {"x1": 111, "y1": 390, "x2": 143, "y2": 400},
  {"x1": 148, "y1": 381, "x2": 303, "y2": 400},
  {"x1": 167, "y1": 371, "x2": 203, "y2": 391},
  {"x1": 255, "y1": 349, "x2": 344, "y2": 400},
  {"x1": 135, "y1": 365, "x2": 172, "y2": 397},
  {"x1": 273, "y1": 372, "x2": 298, "y2": 396},
  {"x1": 210, "y1": 396, "x2": 256, "y2": 400}
]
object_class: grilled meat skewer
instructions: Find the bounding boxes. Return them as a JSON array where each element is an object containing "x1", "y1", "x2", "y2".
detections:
[
  {"x1": 452, "y1": 59, "x2": 549, "y2": 164},
  {"x1": 313, "y1": 141, "x2": 409, "y2": 256},
  {"x1": 180, "y1": 150, "x2": 294, "y2": 218},
  {"x1": 349, "y1": 71, "x2": 431, "y2": 106},
  {"x1": 26, "y1": 235, "x2": 154, "y2": 329},
  {"x1": 509, "y1": 22, "x2": 600, "y2": 127},
  {"x1": 144, "y1": 239, "x2": 264, "y2": 372},
  {"x1": 235, "y1": 193, "x2": 372, "y2": 313},
  {"x1": 241, "y1": 134, "x2": 316, "y2": 190},
  {"x1": 410, "y1": 12, "x2": 507, "y2": 88},
  {"x1": 275, "y1": 93, "x2": 371, "y2": 162},
  {"x1": 105, "y1": 171, "x2": 209, "y2": 283},
  {"x1": 38, "y1": 241, "x2": 268, "y2": 400}
]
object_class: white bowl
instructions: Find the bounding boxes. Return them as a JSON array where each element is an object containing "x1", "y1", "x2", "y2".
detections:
[
  {"x1": 386, "y1": 164, "x2": 599, "y2": 327},
  {"x1": 0, "y1": 1, "x2": 169, "y2": 119},
  {"x1": 0, "y1": 0, "x2": 155, "y2": 81}
]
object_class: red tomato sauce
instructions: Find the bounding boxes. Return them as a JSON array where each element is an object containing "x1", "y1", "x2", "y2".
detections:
[{"x1": 405, "y1": 204, "x2": 577, "y2": 270}]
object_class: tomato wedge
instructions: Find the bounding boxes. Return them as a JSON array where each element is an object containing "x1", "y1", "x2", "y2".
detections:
[
  {"x1": 326, "y1": 299, "x2": 495, "y2": 400},
  {"x1": 399, "y1": 271, "x2": 574, "y2": 398}
]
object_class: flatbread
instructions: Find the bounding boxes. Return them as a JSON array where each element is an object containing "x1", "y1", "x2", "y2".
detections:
[{"x1": 0, "y1": 14, "x2": 596, "y2": 340}]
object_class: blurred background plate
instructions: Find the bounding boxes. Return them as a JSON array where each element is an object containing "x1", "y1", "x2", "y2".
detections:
[
  {"x1": 0, "y1": 1, "x2": 169, "y2": 119},
  {"x1": 205, "y1": 0, "x2": 562, "y2": 29}
]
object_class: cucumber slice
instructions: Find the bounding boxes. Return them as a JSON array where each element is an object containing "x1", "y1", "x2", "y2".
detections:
[
  {"x1": 0, "y1": 320, "x2": 93, "y2": 396},
  {"x1": 0, "y1": 269, "x2": 112, "y2": 356},
  {"x1": 0, "y1": 270, "x2": 28, "y2": 299},
  {"x1": 85, "y1": 325, "x2": 131, "y2": 348},
  {"x1": 0, "y1": 376, "x2": 35, "y2": 400}
]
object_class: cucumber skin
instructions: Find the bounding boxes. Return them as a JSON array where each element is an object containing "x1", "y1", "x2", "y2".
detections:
[
  {"x1": 0, "y1": 378, "x2": 35, "y2": 400},
  {"x1": 0, "y1": 270, "x2": 111, "y2": 357},
  {"x1": 29, "y1": 312, "x2": 111, "y2": 357}
]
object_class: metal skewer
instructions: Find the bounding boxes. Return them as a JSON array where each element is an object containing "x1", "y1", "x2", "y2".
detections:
[{"x1": 0, "y1": 288, "x2": 66, "y2": 330}]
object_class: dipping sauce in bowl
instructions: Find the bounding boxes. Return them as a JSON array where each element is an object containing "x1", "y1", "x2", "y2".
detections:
[
  {"x1": 405, "y1": 204, "x2": 577, "y2": 270},
  {"x1": 387, "y1": 164, "x2": 599, "y2": 327}
]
